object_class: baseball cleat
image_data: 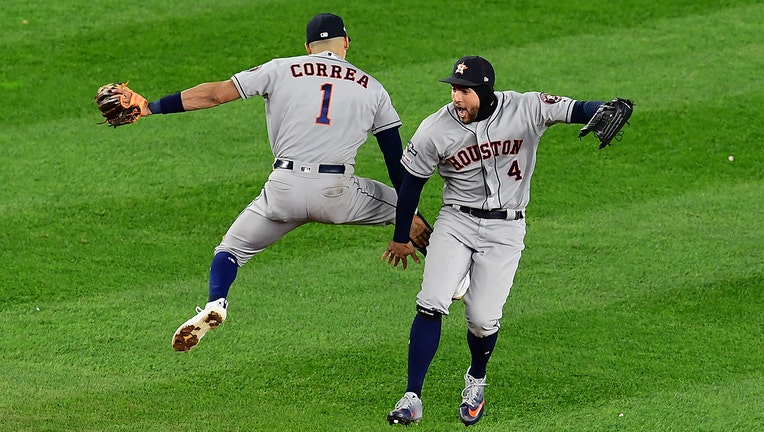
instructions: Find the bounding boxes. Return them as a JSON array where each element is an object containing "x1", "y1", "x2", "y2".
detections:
[
  {"x1": 459, "y1": 369, "x2": 487, "y2": 426},
  {"x1": 171, "y1": 298, "x2": 228, "y2": 352},
  {"x1": 387, "y1": 391, "x2": 423, "y2": 426}
]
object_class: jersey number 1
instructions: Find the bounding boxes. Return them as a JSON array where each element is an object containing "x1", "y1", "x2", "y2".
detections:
[{"x1": 315, "y1": 83, "x2": 333, "y2": 125}]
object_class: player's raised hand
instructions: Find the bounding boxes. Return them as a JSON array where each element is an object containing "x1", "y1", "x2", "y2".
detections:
[{"x1": 382, "y1": 240, "x2": 420, "y2": 270}]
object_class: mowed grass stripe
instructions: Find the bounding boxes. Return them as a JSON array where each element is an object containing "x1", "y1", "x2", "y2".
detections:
[{"x1": 3, "y1": 1, "x2": 760, "y2": 125}]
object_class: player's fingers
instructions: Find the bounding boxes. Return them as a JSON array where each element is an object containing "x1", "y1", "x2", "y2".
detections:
[
  {"x1": 410, "y1": 252, "x2": 421, "y2": 265},
  {"x1": 383, "y1": 248, "x2": 397, "y2": 265}
]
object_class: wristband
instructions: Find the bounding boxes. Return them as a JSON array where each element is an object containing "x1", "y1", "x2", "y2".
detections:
[{"x1": 148, "y1": 92, "x2": 185, "y2": 114}]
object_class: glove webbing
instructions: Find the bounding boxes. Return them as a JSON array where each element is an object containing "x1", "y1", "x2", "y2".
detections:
[{"x1": 596, "y1": 106, "x2": 627, "y2": 147}]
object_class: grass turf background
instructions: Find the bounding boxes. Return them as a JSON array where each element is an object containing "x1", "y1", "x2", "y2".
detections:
[{"x1": 1, "y1": 1, "x2": 762, "y2": 431}]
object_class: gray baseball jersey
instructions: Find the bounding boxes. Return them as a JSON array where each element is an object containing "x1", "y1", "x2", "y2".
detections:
[
  {"x1": 402, "y1": 90, "x2": 575, "y2": 334},
  {"x1": 232, "y1": 51, "x2": 401, "y2": 164},
  {"x1": 402, "y1": 91, "x2": 574, "y2": 210},
  {"x1": 217, "y1": 51, "x2": 402, "y2": 266}
]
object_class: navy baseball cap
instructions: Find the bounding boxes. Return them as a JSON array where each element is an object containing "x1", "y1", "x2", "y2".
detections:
[
  {"x1": 306, "y1": 13, "x2": 349, "y2": 43},
  {"x1": 440, "y1": 56, "x2": 495, "y2": 88}
]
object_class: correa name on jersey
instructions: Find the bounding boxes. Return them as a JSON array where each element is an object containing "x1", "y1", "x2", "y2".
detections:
[{"x1": 289, "y1": 61, "x2": 370, "y2": 88}]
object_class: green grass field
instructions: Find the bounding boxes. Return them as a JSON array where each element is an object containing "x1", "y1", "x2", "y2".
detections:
[{"x1": 2, "y1": 1, "x2": 762, "y2": 431}]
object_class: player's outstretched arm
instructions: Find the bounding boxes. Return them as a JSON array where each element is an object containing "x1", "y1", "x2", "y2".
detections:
[
  {"x1": 177, "y1": 80, "x2": 241, "y2": 111},
  {"x1": 146, "y1": 80, "x2": 241, "y2": 116},
  {"x1": 95, "y1": 80, "x2": 242, "y2": 127}
]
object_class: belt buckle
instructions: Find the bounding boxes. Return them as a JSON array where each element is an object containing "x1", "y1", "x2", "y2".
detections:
[
  {"x1": 274, "y1": 159, "x2": 293, "y2": 170},
  {"x1": 299, "y1": 165, "x2": 312, "y2": 173}
]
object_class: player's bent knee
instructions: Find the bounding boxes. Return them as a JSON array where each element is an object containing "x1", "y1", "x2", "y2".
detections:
[{"x1": 467, "y1": 319, "x2": 501, "y2": 338}]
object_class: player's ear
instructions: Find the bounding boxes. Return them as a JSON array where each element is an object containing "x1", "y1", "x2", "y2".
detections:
[{"x1": 305, "y1": 42, "x2": 312, "y2": 54}]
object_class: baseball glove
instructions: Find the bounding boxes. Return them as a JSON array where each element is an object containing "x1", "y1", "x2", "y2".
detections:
[
  {"x1": 409, "y1": 212, "x2": 433, "y2": 256},
  {"x1": 578, "y1": 98, "x2": 634, "y2": 149},
  {"x1": 95, "y1": 82, "x2": 148, "y2": 127}
]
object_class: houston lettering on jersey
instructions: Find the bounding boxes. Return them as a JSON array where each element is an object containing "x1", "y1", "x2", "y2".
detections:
[
  {"x1": 289, "y1": 62, "x2": 370, "y2": 88},
  {"x1": 446, "y1": 139, "x2": 524, "y2": 170}
]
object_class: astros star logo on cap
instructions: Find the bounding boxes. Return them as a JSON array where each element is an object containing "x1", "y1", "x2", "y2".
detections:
[{"x1": 455, "y1": 62, "x2": 468, "y2": 75}]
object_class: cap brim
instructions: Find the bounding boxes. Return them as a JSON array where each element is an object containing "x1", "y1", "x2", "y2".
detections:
[{"x1": 439, "y1": 76, "x2": 481, "y2": 87}]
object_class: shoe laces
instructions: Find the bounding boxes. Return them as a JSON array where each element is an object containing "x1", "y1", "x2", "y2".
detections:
[
  {"x1": 395, "y1": 393, "x2": 418, "y2": 410},
  {"x1": 462, "y1": 375, "x2": 487, "y2": 406},
  {"x1": 197, "y1": 299, "x2": 227, "y2": 314}
]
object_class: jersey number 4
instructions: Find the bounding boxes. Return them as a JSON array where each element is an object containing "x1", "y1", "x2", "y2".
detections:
[
  {"x1": 507, "y1": 160, "x2": 523, "y2": 181},
  {"x1": 315, "y1": 83, "x2": 333, "y2": 125}
]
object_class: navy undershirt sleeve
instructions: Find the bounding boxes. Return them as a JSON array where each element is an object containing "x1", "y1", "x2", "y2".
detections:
[
  {"x1": 374, "y1": 126, "x2": 405, "y2": 193},
  {"x1": 570, "y1": 100, "x2": 604, "y2": 124},
  {"x1": 393, "y1": 172, "x2": 428, "y2": 243}
]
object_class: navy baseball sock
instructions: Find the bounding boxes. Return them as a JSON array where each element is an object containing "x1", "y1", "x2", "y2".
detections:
[
  {"x1": 466, "y1": 330, "x2": 498, "y2": 379},
  {"x1": 405, "y1": 312, "x2": 442, "y2": 397},
  {"x1": 208, "y1": 252, "x2": 239, "y2": 302}
]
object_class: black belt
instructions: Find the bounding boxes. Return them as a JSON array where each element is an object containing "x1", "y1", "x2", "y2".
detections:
[
  {"x1": 453, "y1": 205, "x2": 524, "y2": 220},
  {"x1": 273, "y1": 159, "x2": 345, "y2": 174}
]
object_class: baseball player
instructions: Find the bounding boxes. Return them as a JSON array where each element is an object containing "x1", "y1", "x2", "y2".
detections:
[
  {"x1": 382, "y1": 56, "x2": 632, "y2": 426},
  {"x1": 111, "y1": 13, "x2": 415, "y2": 352}
]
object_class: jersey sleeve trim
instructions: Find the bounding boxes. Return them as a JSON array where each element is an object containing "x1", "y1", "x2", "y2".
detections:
[
  {"x1": 565, "y1": 98, "x2": 576, "y2": 123},
  {"x1": 231, "y1": 75, "x2": 249, "y2": 100},
  {"x1": 372, "y1": 119, "x2": 403, "y2": 135}
]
